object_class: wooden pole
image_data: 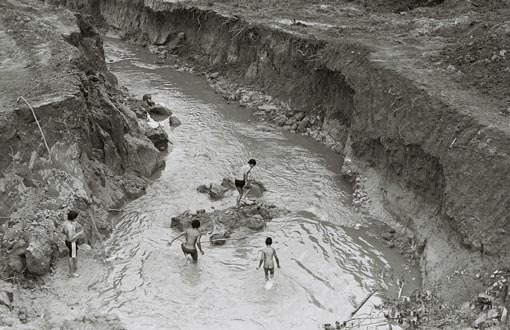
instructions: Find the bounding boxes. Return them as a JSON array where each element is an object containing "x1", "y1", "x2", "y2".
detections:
[
  {"x1": 350, "y1": 290, "x2": 377, "y2": 317},
  {"x1": 16, "y1": 96, "x2": 51, "y2": 157}
]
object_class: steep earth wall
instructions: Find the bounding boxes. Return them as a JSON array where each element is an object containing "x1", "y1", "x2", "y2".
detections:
[
  {"x1": 0, "y1": 1, "x2": 165, "y2": 277},
  {"x1": 48, "y1": 0, "x2": 510, "y2": 295}
]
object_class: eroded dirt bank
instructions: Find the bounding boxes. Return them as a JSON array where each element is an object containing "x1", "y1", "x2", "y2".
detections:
[
  {"x1": 0, "y1": 0, "x2": 168, "y2": 327},
  {"x1": 55, "y1": 0, "x2": 510, "y2": 290}
]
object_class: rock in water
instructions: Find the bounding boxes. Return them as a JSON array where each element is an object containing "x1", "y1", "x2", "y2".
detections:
[
  {"x1": 247, "y1": 215, "x2": 265, "y2": 230},
  {"x1": 208, "y1": 183, "x2": 228, "y2": 200},
  {"x1": 169, "y1": 115, "x2": 182, "y2": 127},
  {"x1": 148, "y1": 105, "x2": 172, "y2": 117}
]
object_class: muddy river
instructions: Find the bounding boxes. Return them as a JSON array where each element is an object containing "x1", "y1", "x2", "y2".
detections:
[{"x1": 86, "y1": 39, "x2": 420, "y2": 330}]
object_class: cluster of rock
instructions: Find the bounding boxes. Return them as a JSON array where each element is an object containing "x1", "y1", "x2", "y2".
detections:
[
  {"x1": 0, "y1": 281, "x2": 17, "y2": 327},
  {"x1": 205, "y1": 72, "x2": 345, "y2": 153},
  {"x1": 171, "y1": 203, "x2": 288, "y2": 245},
  {"x1": 148, "y1": 31, "x2": 186, "y2": 64},
  {"x1": 340, "y1": 158, "x2": 370, "y2": 211},
  {"x1": 196, "y1": 177, "x2": 266, "y2": 200},
  {"x1": 466, "y1": 269, "x2": 509, "y2": 329}
]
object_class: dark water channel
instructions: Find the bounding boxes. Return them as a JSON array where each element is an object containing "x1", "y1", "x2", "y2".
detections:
[{"x1": 88, "y1": 39, "x2": 420, "y2": 330}]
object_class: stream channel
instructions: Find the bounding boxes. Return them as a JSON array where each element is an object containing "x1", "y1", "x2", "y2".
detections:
[{"x1": 87, "y1": 38, "x2": 421, "y2": 330}]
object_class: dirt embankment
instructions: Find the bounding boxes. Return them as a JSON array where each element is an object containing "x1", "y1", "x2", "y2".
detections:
[{"x1": 0, "y1": 0, "x2": 166, "y2": 282}]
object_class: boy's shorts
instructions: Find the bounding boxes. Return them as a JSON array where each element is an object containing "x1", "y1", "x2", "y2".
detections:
[
  {"x1": 65, "y1": 240, "x2": 78, "y2": 258},
  {"x1": 181, "y1": 243, "x2": 198, "y2": 261},
  {"x1": 264, "y1": 267, "x2": 274, "y2": 276}
]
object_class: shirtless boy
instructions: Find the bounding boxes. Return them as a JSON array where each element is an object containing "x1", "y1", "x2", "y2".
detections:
[
  {"x1": 257, "y1": 237, "x2": 280, "y2": 280},
  {"x1": 62, "y1": 210, "x2": 83, "y2": 278},
  {"x1": 168, "y1": 219, "x2": 204, "y2": 262},
  {"x1": 235, "y1": 159, "x2": 256, "y2": 209}
]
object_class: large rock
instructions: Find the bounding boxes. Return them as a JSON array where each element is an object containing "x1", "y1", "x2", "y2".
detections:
[
  {"x1": 208, "y1": 183, "x2": 228, "y2": 200},
  {"x1": 25, "y1": 234, "x2": 53, "y2": 275},
  {"x1": 169, "y1": 115, "x2": 181, "y2": 127},
  {"x1": 244, "y1": 180, "x2": 266, "y2": 198},
  {"x1": 148, "y1": 105, "x2": 172, "y2": 117},
  {"x1": 124, "y1": 135, "x2": 164, "y2": 178},
  {"x1": 198, "y1": 178, "x2": 266, "y2": 200},
  {"x1": 247, "y1": 215, "x2": 265, "y2": 230},
  {"x1": 144, "y1": 126, "x2": 169, "y2": 151}
]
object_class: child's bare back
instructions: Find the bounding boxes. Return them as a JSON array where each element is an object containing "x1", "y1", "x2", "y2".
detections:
[
  {"x1": 261, "y1": 247, "x2": 276, "y2": 269},
  {"x1": 257, "y1": 237, "x2": 280, "y2": 280}
]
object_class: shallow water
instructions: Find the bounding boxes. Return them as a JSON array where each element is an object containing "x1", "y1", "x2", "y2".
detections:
[{"x1": 88, "y1": 39, "x2": 421, "y2": 330}]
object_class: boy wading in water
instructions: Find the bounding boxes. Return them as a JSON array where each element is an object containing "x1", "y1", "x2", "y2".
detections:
[
  {"x1": 235, "y1": 159, "x2": 256, "y2": 209},
  {"x1": 168, "y1": 219, "x2": 204, "y2": 262},
  {"x1": 62, "y1": 210, "x2": 83, "y2": 278},
  {"x1": 257, "y1": 237, "x2": 280, "y2": 281}
]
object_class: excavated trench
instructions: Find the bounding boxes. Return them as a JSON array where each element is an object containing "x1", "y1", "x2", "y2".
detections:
[{"x1": 49, "y1": 0, "x2": 510, "y2": 301}]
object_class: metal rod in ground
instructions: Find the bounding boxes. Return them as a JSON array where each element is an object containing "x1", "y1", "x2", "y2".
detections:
[
  {"x1": 16, "y1": 96, "x2": 51, "y2": 157},
  {"x1": 350, "y1": 290, "x2": 378, "y2": 317}
]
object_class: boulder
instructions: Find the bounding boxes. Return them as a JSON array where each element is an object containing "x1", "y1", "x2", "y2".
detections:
[
  {"x1": 294, "y1": 111, "x2": 306, "y2": 121},
  {"x1": 142, "y1": 94, "x2": 155, "y2": 106},
  {"x1": 124, "y1": 135, "x2": 164, "y2": 178},
  {"x1": 208, "y1": 183, "x2": 228, "y2": 200},
  {"x1": 197, "y1": 184, "x2": 209, "y2": 194},
  {"x1": 210, "y1": 233, "x2": 228, "y2": 246},
  {"x1": 123, "y1": 179, "x2": 146, "y2": 199},
  {"x1": 245, "y1": 180, "x2": 266, "y2": 198},
  {"x1": 274, "y1": 115, "x2": 288, "y2": 126},
  {"x1": 6, "y1": 238, "x2": 27, "y2": 273},
  {"x1": 285, "y1": 118, "x2": 297, "y2": 126},
  {"x1": 25, "y1": 236, "x2": 53, "y2": 275},
  {"x1": 247, "y1": 215, "x2": 265, "y2": 230},
  {"x1": 382, "y1": 232, "x2": 394, "y2": 241},
  {"x1": 148, "y1": 105, "x2": 172, "y2": 117},
  {"x1": 169, "y1": 115, "x2": 182, "y2": 127},
  {"x1": 221, "y1": 177, "x2": 236, "y2": 189},
  {"x1": 144, "y1": 126, "x2": 169, "y2": 151},
  {"x1": 473, "y1": 312, "x2": 487, "y2": 328},
  {"x1": 298, "y1": 117, "x2": 310, "y2": 132}
]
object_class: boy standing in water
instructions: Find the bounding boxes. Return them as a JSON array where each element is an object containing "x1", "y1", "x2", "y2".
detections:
[
  {"x1": 235, "y1": 159, "x2": 256, "y2": 209},
  {"x1": 257, "y1": 237, "x2": 280, "y2": 281},
  {"x1": 62, "y1": 210, "x2": 83, "y2": 278},
  {"x1": 168, "y1": 219, "x2": 204, "y2": 262}
]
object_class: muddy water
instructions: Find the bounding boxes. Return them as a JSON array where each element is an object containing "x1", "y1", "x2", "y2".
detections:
[{"x1": 89, "y1": 40, "x2": 420, "y2": 330}]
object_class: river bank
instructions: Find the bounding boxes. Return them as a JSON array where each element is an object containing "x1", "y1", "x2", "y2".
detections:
[{"x1": 0, "y1": 0, "x2": 169, "y2": 327}]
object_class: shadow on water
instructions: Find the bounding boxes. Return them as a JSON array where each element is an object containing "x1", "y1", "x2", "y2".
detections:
[{"x1": 86, "y1": 38, "x2": 422, "y2": 330}]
